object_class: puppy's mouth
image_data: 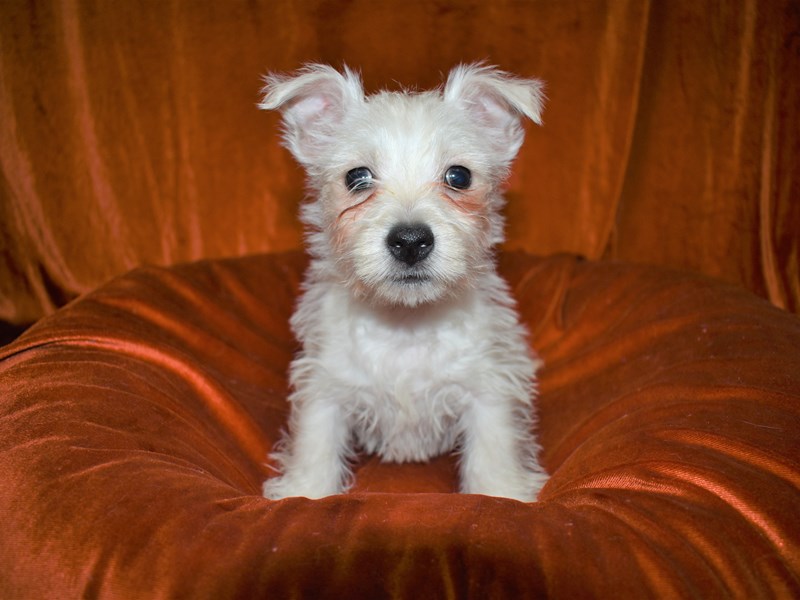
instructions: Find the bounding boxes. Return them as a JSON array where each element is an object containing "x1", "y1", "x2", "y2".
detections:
[{"x1": 393, "y1": 273, "x2": 431, "y2": 284}]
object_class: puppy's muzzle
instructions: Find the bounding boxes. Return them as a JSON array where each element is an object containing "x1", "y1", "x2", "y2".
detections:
[{"x1": 386, "y1": 224, "x2": 434, "y2": 266}]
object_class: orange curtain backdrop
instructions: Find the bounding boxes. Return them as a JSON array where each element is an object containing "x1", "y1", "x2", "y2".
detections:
[
  {"x1": 605, "y1": 2, "x2": 800, "y2": 312},
  {"x1": 1, "y1": 0, "x2": 798, "y2": 326}
]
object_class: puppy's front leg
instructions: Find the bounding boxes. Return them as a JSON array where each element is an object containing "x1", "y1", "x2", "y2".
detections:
[
  {"x1": 459, "y1": 399, "x2": 548, "y2": 502},
  {"x1": 263, "y1": 397, "x2": 351, "y2": 500}
]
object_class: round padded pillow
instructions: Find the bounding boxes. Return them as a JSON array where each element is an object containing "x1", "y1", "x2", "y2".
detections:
[{"x1": 1, "y1": 252, "x2": 798, "y2": 597}]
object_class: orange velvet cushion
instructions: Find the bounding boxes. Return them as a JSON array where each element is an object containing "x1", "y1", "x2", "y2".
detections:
[{"x1": 1, "y1": 252, "x2": 798, "y2": 597}]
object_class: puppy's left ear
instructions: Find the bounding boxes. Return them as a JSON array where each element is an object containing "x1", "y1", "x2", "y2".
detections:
[{"x1": 444, "y1": 64, "x2": 545, "y2": 164}]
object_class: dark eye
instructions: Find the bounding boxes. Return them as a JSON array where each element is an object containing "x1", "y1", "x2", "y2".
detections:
[
  {"x1": 345, "y1": 167, "x2": 374, "y2": 192},
  {"x1": 444, "y1": 165, "x2": 471, "y2": 190}
]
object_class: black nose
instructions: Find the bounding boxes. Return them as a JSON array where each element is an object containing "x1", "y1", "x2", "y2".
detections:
[{"x1": 386, "y1": 224, "x2": 434, "y2": 266}]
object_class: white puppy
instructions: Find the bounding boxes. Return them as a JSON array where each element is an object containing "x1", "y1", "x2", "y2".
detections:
[{"x1": 259, "y1": 64, "x2": 548, "y2": 501}]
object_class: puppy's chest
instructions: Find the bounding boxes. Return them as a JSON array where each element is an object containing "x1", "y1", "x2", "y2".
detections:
[
  {"x1": 322, "y1": 310, "x2": 479, "y2": 396},
  {"x1": 317, "y1": 308, "x2": 480, "y2": 460}
]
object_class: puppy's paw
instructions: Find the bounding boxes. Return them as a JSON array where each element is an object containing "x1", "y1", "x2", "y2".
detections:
[
  {"x1": 262, "y1": 476, "x2": 295, "y2": 500},
  {"x1": 504, "y1": 470, "x2": 549, "y2": 502},
  {"x1": 262, "y1": 473, "x2": 343, "y2": 500},
  {"x1": 462, "y1": 466, "x2": 549, "y2": 502}
]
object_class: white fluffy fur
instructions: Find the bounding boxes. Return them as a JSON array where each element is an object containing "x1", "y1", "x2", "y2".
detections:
[{"x1": 259, "y1": 63, "x2": 548, "y2": 501}]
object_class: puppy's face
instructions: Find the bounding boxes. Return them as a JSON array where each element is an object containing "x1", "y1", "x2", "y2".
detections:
[
  {"x1": 310, "y1": 93, "x2": 503, "y2": 307},
  {"x1": 261, "y1": 65, "x2": 545, "y2": 307}
]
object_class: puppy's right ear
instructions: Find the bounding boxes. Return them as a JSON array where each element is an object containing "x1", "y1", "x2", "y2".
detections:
[{"x1": 259, "y1": 64, "x2": 364, "y2": 166}]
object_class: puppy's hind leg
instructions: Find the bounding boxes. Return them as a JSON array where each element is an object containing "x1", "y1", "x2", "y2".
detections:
[{"x1": 263, "y1": 396, "x2": 352, "y2": 500}]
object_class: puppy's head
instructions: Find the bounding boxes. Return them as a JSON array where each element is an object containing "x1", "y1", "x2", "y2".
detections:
[{"x1": 260, "y1": 64, "x2": 544, "y2": 307}]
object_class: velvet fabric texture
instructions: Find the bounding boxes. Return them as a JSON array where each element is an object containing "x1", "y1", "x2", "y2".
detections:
[
  {"x1": 1, "y1": 0, "x2": 799, "y2": 328},
  {"x1": 2, "y1": 1, "x2": 800, "y2": 597},
  {"x1": 1, "y1": 252, "x2": 799, "y2": 597}
]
